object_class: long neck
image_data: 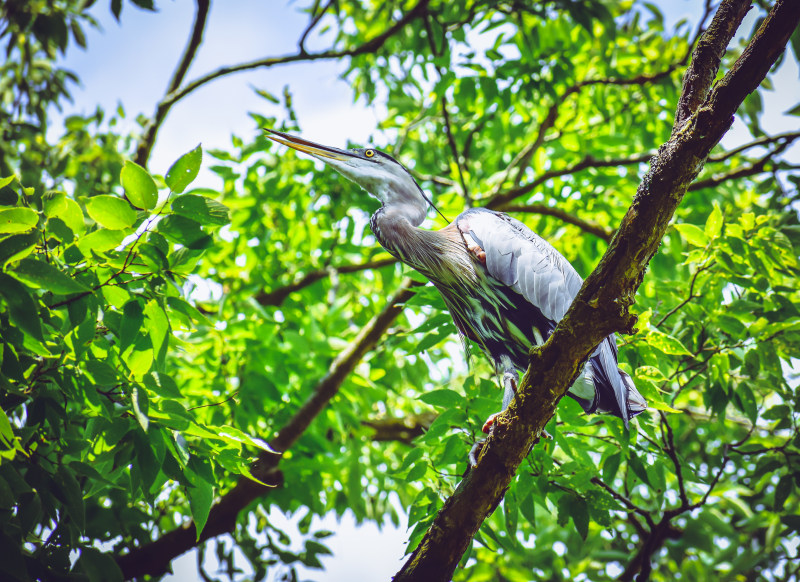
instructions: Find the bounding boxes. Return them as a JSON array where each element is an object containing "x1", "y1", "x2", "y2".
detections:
[
  {"x1": 370, "y1": 204, "x2": 471, "y2": 285},
  {"x1": 370, "y1": 205, "x2": 423, "y2": 263}
]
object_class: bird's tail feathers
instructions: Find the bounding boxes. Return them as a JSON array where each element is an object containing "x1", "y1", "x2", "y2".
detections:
[{"x1": 620, "y1": 370, "x2": 647, "y2": 418}]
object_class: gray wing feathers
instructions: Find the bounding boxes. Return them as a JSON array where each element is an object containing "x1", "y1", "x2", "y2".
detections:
[
  {"x1": 596, "y1": 337, "x2": 630, "y2": 427},
  {"x1": 462, "y1": 209, "x2": 583, "y2": 322},
  {"x1": 459, "y1": 208, "x2": 646, "y2": 424}
]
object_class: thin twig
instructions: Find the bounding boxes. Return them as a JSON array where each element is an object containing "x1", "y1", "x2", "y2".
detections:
[
  {"x1": 135, "y1": 0, "x2": 210, "y2": 165},
  {"x1": 298, "y1": 0, "x2": 335, "y2": 55}
]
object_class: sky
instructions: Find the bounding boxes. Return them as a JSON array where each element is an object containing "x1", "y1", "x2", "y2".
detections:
[{"x1": 52, "y1": 1, "x2": 799, "y2": 580}]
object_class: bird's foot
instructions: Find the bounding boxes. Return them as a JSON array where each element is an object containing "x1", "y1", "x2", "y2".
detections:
[
  {"x1": 467, "y1": 243, "x2": 486, "y2": 264},
  {"x1": 481, "y1": 412, "x2": 500, "y2": 434}
]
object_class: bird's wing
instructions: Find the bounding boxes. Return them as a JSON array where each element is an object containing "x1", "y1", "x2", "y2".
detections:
[
  {"x1": 457, "y1": 208, "x2": 583, "y2": 323},
  {"x1": 456, "y1": 208, "x2": 644, "y2": 426}
]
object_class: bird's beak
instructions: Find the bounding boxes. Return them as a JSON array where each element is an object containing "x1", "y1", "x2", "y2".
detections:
[{"x1": 264, "y1": 128, "x2": 357, "y2": 162}]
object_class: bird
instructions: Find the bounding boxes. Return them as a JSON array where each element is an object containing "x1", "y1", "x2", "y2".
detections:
[{"x1": 264, "y1": 128, "x2": 647, "y2": 443}]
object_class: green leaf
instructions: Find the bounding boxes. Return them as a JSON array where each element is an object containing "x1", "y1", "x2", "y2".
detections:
[
  {"x1": 674, "y1": 223, "x2": 709, "y2": 247},
  {"x1": 143, "y1": 371, "x2": 182, "y2": 398},
  {"x1": 10, "y1": 257, "x2": 90, "y2": 294},
  {"x1": 144, "y1": 300, "x2": 170, "y2": 371},
  {"x1": 774, "y1": 474, "x2": 793, "y2": 511},
  {"x1": 704, "y1": 202, "x2": 723, "y2": 239},
  {"x1": 503, "y1": 490, "x2": 518, "y2": 538},
  {"x1": 0, "y1": 231, "x2": 39, "y2": 268},
  {"x1": 121, "y1": 161, "x2": 158, "y2": 210},
  {"x1": 395, "y1": 447, "x2": 425, "y2": 474},
  {"x1": 156, "y1": 215, "x2": 212, "y2": 249},
  {"x1": 648, "y1": 400, "x2": 682, "y2": 414},
  {"x1": 646, "y1": 328, "x2": 693, "y2": 356},
  {"x1": 628, "y1": 454, "x2": 651, "y2": 486},
  {"x1": 77, "y1": 229, "x2": 126, "y2": 254},
  {"x1": 42, "y1": 191, "x2": 67, "y2": 217},
  {"x1": 84, "y1": 360, "x2": 119, "y2": 385},
  {"x1": 58, "y1": 198, "x2": 86, "y2": 235},
  {"x1": 171, "y1": 195, "x2": 230, "y2": 226},
  {"x1": 131, "y1": 385, "x2": 149, "y2": 431},
  {"x1": 602, "y1": 452, "x2": 621, "y2": 482},
  {"x1": 570, "y1": 496, "x2": 589, "y2": 540},
  {"x1": 786, "y1": 102, "x2": 800, "y2": 117},
  {"x1": 0, "y1": 273, "x2": 44, "y2": 341},
  {"x1": 119, "y1": 299, "x2": 145, "y2": 351},
  {"x1": 0, "y1": 408, "x2": 15, "y2": 445},
  {"x1": 152, "y1": 400, "x2": 192, "y2": 431},
  {"x1": 126, "y1": 348, "x2": 153, "y2": 379},
  {"x1": 55, "y1": 465, "x2": 85, "y2": 531},
  {"x1": 0, "y1": 207, "x2": 38, "y2": 233},
  {"x1": 419, "y1": 388, "x2": 464, "y2": 408},
  {"x1": 166, "y1": 296, "x2": 209, "y2": 327},
  {"x1": 166, "y1": 145, "x2": 202, "y2": 194},
  {"x1": 185, "y1": 469, "x2": 214, "y2": 539},
  {"x1": 75, "y1": 547, "x2": 123, "y2": 582},
  {"x1": 85, "y1": 196, "x2": 137, "y2": 230}
]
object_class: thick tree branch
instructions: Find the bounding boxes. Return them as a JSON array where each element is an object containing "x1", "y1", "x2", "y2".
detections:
[
  {"x1": 115, "y1": 279, "x2": 417, "y2": 579},
  {"x1": 674, "y1": 0, "x2": 752, "y2": 128},
  {"x1": 133, "y1": 0, "x2": 430, "y2": 167},
  {"x1": 393, "y1": 1, "x2": 800, "y2": 580},
  {"x1": 134, "y1": 0, "x2": 210, "y2": 166}
]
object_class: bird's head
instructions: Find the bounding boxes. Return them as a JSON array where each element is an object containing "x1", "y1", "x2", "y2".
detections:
[{"x1": 265, "y1": 128, "x2": 441, "y2": 226}]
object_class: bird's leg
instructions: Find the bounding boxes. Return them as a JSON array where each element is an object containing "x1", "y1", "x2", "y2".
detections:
[
  {"x1": 482, "y1": 355, "x2": 518, "y2": 433},
  {"x1": 467, "y1": 356, "x2": 555, "y2": 470},
  {"x1": 467, "y1": 356, "x2": 518, "y2": 469}
]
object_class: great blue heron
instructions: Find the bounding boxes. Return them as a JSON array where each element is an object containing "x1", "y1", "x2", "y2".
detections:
[{"x1": 265, "y1": 128, "x2": 646, "y2": 442}]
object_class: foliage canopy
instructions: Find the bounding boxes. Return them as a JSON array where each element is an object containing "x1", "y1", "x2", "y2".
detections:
[{"x1": 0, "y1": 1, "x2": 799, "y2": 581}]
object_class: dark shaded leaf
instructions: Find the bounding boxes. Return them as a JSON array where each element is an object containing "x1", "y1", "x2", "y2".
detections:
[
  {"x1": 10, "y1": 257, "x2": 90, "y2": 294},
  {"x1": 0, "y1": 273, "x2": 43, "y2": 341}
]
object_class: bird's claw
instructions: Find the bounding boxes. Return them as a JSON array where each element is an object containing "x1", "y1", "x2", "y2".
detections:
[{"x1": 481, "y1": 412, "x2": 499, "y2": 434}]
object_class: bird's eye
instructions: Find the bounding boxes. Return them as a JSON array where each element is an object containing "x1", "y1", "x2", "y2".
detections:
[{"x1": 364, "y1": 149, "x2": 375, "y2": 158}]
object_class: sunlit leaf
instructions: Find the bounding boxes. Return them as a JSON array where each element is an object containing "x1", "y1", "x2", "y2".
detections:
[
  {"x1": 121, "y1": 161, "x2": 158, "y2": 210},
  {"x1": 85, "y1": 196, "x2": 137, "y2": 230},
  {"x1": 166, "y1": 145, "x2": 202, "y2": 194},
  {"x1": 0, "y1": 207, "x2": 38, "y2": 233}
]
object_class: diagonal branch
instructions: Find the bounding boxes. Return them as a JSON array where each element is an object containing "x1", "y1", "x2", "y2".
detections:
[
  {"x1": 690, "y1": 136, "x2": 796, "y2": 190},
  {"x1": 298, "y1": 0, "x2": 335, "y2": 55},
  {"x1": 134, "y1": 0, "x2": 210, "y2": 166},
  {"x1": 707, "y1": 129, "x2": 800, "y2": 163},
  {"x1": 133, "y1": 0, "x2": 431, "y2": 167},
  {"x1": 393, "y1": 1, "x2": 800, "y2": 580},
  {"x1": 674, "y1": 0, "x2": 752, "y2": 127},
  {"x1": 115, "y1": 279, "x2": 418, "y2": 580}
]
